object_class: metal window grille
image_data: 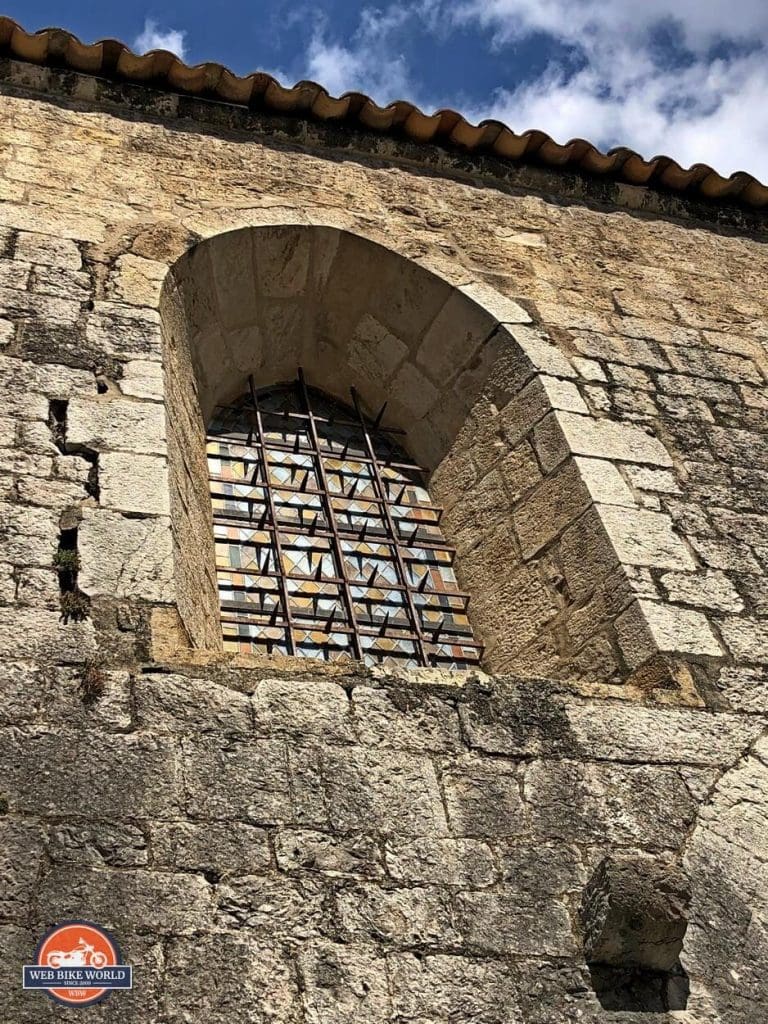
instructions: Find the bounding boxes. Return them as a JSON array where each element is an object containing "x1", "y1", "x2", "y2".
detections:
[{"x1": 206, "y1": 370, "x2": 482, "y2": 668}]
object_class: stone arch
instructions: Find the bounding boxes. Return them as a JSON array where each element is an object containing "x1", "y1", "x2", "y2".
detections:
[{"x1": 158, "y1": 223, "x2": 712, "y2": 688}]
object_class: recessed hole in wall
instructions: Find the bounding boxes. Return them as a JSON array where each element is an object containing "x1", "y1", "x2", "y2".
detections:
[
  {"x1": 48, "y1": 399, "x2": 68, "y2": 452},
  {"x1": 588, "y1": 962, "x2": 689, "y2": 1012},
  {"x1": 55, "y1": 521, "x2": 90, "y2": 623}
]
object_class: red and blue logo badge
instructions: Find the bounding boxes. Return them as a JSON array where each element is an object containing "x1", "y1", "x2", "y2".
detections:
[{"x1": 23, "y1": 920, "x2": 132, "y2": 1007}]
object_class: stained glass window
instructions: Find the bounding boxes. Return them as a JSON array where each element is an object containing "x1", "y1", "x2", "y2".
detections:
[{"x1": 206, "y1": 371, "x2": 482, "y2": 668}]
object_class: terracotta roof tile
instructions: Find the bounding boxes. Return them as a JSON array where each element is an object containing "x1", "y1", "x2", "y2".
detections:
[{"x1": 1, "y1": 16, "x2": 766, "y2": 210}]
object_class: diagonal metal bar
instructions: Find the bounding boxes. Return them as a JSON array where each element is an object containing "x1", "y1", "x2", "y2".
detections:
[
  {"x1": 248, "y1": 374, "x2": 296, "y2": 656},
  {"x1": 350, "y1": 386, "x2": 430, "y2": 666},
  {"x1": 297, "y1": 368, "x2": 363, "y2": 662}
]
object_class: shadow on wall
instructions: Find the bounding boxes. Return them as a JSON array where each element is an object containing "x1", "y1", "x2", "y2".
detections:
[{"x1": 158, "y1": 224, "x2": 643, "y2": 682}]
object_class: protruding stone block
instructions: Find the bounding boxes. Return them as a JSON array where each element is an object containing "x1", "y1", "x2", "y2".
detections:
[{"x1": 581, "y1": 856, "x2": 690, "y2": 972}]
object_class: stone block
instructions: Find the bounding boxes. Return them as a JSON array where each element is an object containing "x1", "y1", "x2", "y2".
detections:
[
  {"x1": 216, "y1": 874, "x2": 325, "y2": 940},
  {"x1": 499, "y1": 377, "x2": 558, "y2": 448},
  {"x1": 389, "y1": 952, "x2": 520, "y2": 1021},
  {"x1": 0, "y1": 561, "x2": 14, "y2": 604},
  {"x1": 79, "y1": 508, "x2": 174, "y2": 603},
  {"x1": 504, "y1": 323, "x2": 579, "y2": 379},
  {"x1": 208, "y1": 230, "x2": 258, "y2": 330},
  {"x1": 514, "y1": 459, "x2": 591, "y2": 557},
  {"x1": 0, "y1": 821, "x2": 46, "y2": 920},
  {"x1": 573, "y1": 356, "x2": 607, "y2": 381},
  {"x1": 388, "y1": 360, "x2": 438, "y2": 419},
  {"x1": 539, "y1": 375, "x2": 589, "y2": 412},
  {"x1": 558, "y1": 506, "x2": 621, "y2": 598},
  {"x1": 0, "y1": 500, "x2": 58, "y2": 565},
  {"x1": 338, "y1": 883, "x2": 457, "y2": 947},
  {"x1": 45, "y1": 821, "x2": 148, "y2": 869},
  {"x1": 385, "y1": 836, "x2": 496, "y2": 888},
  {"x1": 416, "y1": 288, "x2": 496, "y2": 382},
  {"x1": 717, "y1": 666, "x2": 768, "y2": 714},
  {"x1": 597, "y1": 505, "x2": 696, "y2": 569},
  {"x1": 350, "y1": 313, "x2": 408, "y2": 383},
  {"x1": 299, "y1": 941, "x2": 392, "y2": 1024},
  {"x1": 351, "y1": 685, "x2": 461, "y2": 752},
  {"x1": 85, "y1": 301, "x2": 163, "y2": 361},
  {"x1": 616, "y1": 599, "x2": 723, "y2": 668},
  {"x1": 253, "y1": 226, "x2": 311, "y2": 298},
  {"x1": 571, "y1": 330, "x2": 670, "y2": 370},
  {"x1": 15, "y1": 474, "x2": 87, "y2": 508},
  {"x1": 719, "y1": 617, "x2": 768, "y2": 664},
  {"x1": 564, "y1": 701, "x2": 760, "y2": 766},
  {"x1": 165, "y1": 935, "x2": 301, "y2": 1024},
  {"x1": 460, "y1": 280, "x2": 532, "y2": 325},
  {"x1": 525, "y1": 417, "x2": 567, "y2": 481},
  {"x1": 442, "y1": 760, "x2": 526, "y2": 838},
  {"x1": 67, "y1": 396, "x2": 167, "y2": 454},
  {"x1": 581, "y1": 856, "x2": 690, "y2": 971},
  {"x1": 625, "y1": 465, "x2": 681, "y2": 493},
  {"x1": 0, "y1": 319, "x2": 13, "y2": 346},
  {"x1": 119, "y1": 358, "x2": 165, "y2": 400},
  {"x1": 659, "y1": 569, "x2": 744, "y2": 613},
  {"x1": 574, "y1": 456, "x2": 635, "y2": 506},
  {"x1": 469, "y1": 562, "x2": 558, "y2": 656},
  {"x1": 499, "y1": 440, "x2": 542, "y2": 502},
  {"x1": 498, "y1": 841, "x2": 586, "y2": 894},
  {"x1": 15, "y1": 231, "x2": 82, "y2": 268},
  {"x1": 181, "y1": 736, "x2": 293, "y2": 824},
  {"x1": 0, "y1": 728, "x2": 182, "y2": 817},
  {"x1": 152, "y1": 822, "x2": 270, "y2": 876},
  {"x1": 666, "y1": 345, "x2": 762, "y2": 385},
  {"x1": 275, "y1": 829, "x2": 384, "y2": 878},
  {"x1": 0, "y1": 607, "x2": 96, "y2": 661},
  {"x1": 99, "y1": 452, "x2": 170, "y2": 515},
  {"x1": 525, "y1": 760, "x2": 698, "y2": 848},
  {"x1": 108, "y1": 253, "x2": 167, "y2": 306},
  {"x1": 456, "y1": 890, "x2": 577, "y2": 956},
  {"x1": 135, "y1": 673, "x2": 252, "y2": 733},
  {"x1": 323, "y1": 747, "x2": 448, "y2": 836},
  {"x1": 555, "y1": 411, "x2": 673, "y2": 466},
  {"x1": 252, "y1": 677, "x2": 353, "y2": 743},
  {"x1": 31, "y1": 264, "x2": 90, "y2": 299}
]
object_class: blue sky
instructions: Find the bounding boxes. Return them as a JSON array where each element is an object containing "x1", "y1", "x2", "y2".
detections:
[{"x1": 6, "y1": 1, "x2": 768, "y2": 179}]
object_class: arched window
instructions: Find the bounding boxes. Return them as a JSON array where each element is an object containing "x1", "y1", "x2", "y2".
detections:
[{"x1": 206, "y1": 370, "x2": 482, "y2": 668}]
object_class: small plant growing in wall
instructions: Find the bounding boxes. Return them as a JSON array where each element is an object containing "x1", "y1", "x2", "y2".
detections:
[
  {"x1": 60, "y1": 590, "x2": 90, "y2": 623},
  {"x1": 53, "y1": 548, "x2": 80, "y2": 574},
  {"x1": 78, "y1": 658, "x2": 105, "y2": 706},
  {"x1": 55, "y1": 516, "x2": 90, "y2": 623}
]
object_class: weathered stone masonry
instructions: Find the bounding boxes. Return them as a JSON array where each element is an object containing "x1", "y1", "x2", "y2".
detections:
[{"x1": 0, "y1": 47, "x2": 767, "y2": 1024}]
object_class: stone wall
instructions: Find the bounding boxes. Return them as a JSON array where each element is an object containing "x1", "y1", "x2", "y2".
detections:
[
  {"x1": 2, "y1": 664, "x2": 766, "y2": 1022},
  {"x1": 0, "y1": 62, "x2": 767, "y2": 1022}
]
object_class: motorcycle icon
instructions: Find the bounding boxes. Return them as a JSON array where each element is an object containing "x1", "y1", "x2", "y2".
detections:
[{"x1": 46, "y1": 939, "x2": 108, "y2": 969}]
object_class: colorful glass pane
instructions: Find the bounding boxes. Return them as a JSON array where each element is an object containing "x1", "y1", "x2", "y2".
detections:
[{"x1": 207, "y1": 375, "x2": 481, "y2": 668}]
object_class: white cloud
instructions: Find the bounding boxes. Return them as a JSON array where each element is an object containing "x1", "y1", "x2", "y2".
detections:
[
  {"x1": 272, "y1": 4, "x2": 429, "y2": 105},
  {"x1": 134, "y1": 18, "x2": 187, "y2": 61},
  {"x1": 452, "y1": 0, "x2": 768, "y2": 178},
  {"x1": 262, "y1": 0, "x2": 768, "y2": 179},
  {"x1": 455, "y1": 0, "x2": 768, "y2": 52}
]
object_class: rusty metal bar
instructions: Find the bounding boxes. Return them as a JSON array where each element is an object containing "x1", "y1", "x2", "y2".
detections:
[
  {"x1": 247, "y1": 375, "x2": 296, "y2": 657},
  {"x1": 350, "y1": 386, "x2": 431, "y2": 666},
  {"x1": 296, "y1": 368, "x2": 363, "y2": 662}
]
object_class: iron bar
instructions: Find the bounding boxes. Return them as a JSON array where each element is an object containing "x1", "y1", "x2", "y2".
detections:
[
  {"x1": 247, "y1": 375, "x2": 297, "y2": 657},
  {"x1": 350, "y1": 386, "x2": 431, "y2": 666},
  {"x1": 297, "y1": 367, "x2": 363, "y2": 662},
  {"x1": 208, "y1": 375, "x2": 481, "y2": 668}
]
